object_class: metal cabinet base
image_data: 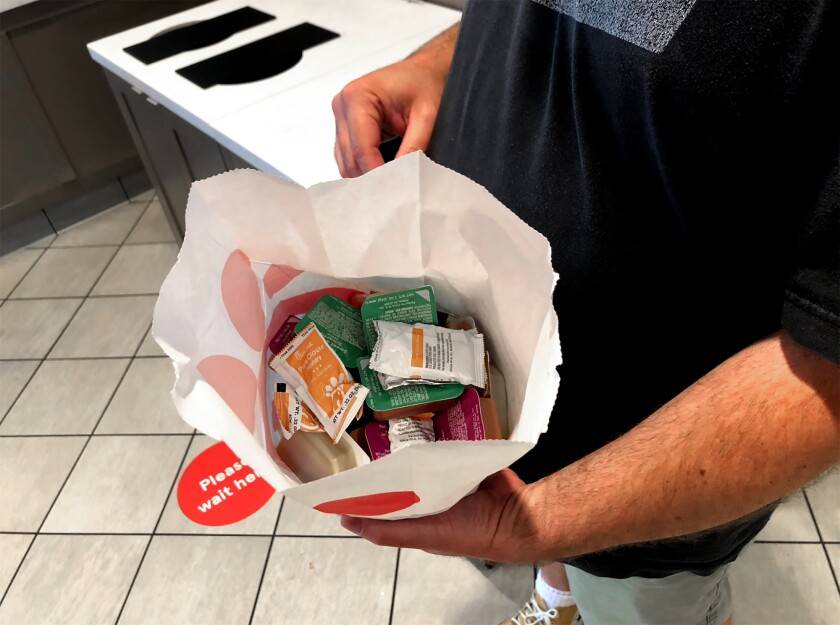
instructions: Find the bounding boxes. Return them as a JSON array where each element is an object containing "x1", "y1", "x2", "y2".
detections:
[{"x1": 104, "y1": 71, "x2": 253, "y2": 240}]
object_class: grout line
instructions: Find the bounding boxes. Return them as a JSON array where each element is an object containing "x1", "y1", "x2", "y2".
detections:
[
  {"x1": 116, "y1": 176, "x2": 129, "y2": 202},
  {"x1": 1, "y1": 356, "x2": 164, "y2": 363},
  {"x1": 0, "y1": 533, "x2": 36, "y2": 600},
  {"x1": 41, "y1": 209, "x2": 58, "y2": 234},
  {"x1": 122, "y1": 197, "x2": 154, "y2": 245},
  {"x1": 40, "y1": 207, "x2": 143, "y2": 361},
  {"x1": 122, "y1": 241, "x2": 177, "y2": 246},
  {"x1": 114, "y1": 429, "x2": 197, "y2": 625},
  {"x1": 6, "y1": 293, "x2": 161, "y2": 302},
  {"x1": 802, "y1": 490, "x2": 840, "y2": 597},
  {"x1": 49, "y1": 195, "x2": 152, "y2": 243},
  {"x1": 0, "y1": 204, "x2": 159, "y2": 609},
  {"x1": 0, "y1": 530, "x2": 363, "y2": 538},
  {"x1": 0, "y1": 310, "x2": 146, "y2": 609},
  {"x1": 387, "y1": 548, "x2": 402, "y2": 625},
  {"x1": 2, "y1": 247, "x2": 47, "y2": 301},
  {"x1": 248, "y1": 497, "x2": 286, "y2": 624},
  {"x1": 48, "y1": 243, "x2": 130, "y2": 249},
  {"x1": 0, "y1": 360, "x2": 40, "y2": 427},
  {"x1": 0, "y1": 433, "x2": 193, "y2": 438},
  {"x1": 0, "y1": 295, "x2": 85, "y2": 430},
  {"x1": 753, "y1": 540, "x2": 822, "y2": 545}
]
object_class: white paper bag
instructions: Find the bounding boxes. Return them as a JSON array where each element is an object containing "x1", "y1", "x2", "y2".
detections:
[{"x1": 153, "y1": 152, "x2": 561, "y2": 520}]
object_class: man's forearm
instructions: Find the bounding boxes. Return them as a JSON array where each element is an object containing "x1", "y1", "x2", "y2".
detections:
[
  {"x1": 406, "y1": 24, "x2": 459, "y2": 80},
  {"x1": 515, "y1": 332, "x2": 840, "y2": 560}
]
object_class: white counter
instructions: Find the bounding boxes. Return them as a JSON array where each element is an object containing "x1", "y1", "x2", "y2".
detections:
[{"x1": 88, "y1": 0, "x2": 459, "y2": 186}]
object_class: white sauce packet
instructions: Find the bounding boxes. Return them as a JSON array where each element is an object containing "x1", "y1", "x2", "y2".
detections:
[
  {"x1": 388, "y1": 417, "x2": 435, "y2": 452},
  {"x1": 370, "y1": 320, "x2": 487, "y2": 388}
]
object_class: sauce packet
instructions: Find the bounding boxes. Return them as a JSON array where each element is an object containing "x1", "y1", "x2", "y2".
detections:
[
  {"x1": 369, "y1": 320, "x2": 487, "y2": 388},
  {"x1": 377, "y1": 371, "x2": 449, "y2": 391},
  {"x1": 269, "y1": 315, "x2": 300, "y2": 355},
  {"x1": 295, "y1": 295, "x2": 366, "y2": 368},
  {"x1": 433, "y1": 388, "x2": 502, "y2": 441},
  {"x1": 273, "y1": 388, "x2": 326, "y2": 438},
  {"x1": 388, "y1": 417, "x2": 435, "y2": 452},
  {"x1": 357, "y1": 357, "x2": 463, "y2": 420},
  {"x1": 270, "y1": 323, "x2": 368, "y2": 444},
  {"x1": 361, "y1": 286, "x2": 437, "y2": 352},
  {"x1": 364, "y1": 421, "x2": 392, "y2": 460}
]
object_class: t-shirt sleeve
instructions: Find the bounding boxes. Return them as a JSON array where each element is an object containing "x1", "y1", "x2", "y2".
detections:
[{"x1": 781, "y1": 158, "x2": 840, "y2": 365}]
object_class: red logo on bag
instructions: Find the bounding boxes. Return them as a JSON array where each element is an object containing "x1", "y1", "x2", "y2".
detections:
[
  {"x1": 178, "y1": 442, "x2": 275, "y2": 526},
  {"x1": 314, "y1": 491, "x2": 420, "y2": 516}
]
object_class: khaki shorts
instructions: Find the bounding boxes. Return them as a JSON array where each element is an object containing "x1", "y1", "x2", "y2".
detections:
[{"x1": 566, "y1": 564, "x2": 731, "y2": 625}]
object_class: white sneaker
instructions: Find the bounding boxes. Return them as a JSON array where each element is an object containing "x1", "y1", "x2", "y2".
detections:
[{"x1": 498, "y1": 589, "x2": 581, "y2": 625}]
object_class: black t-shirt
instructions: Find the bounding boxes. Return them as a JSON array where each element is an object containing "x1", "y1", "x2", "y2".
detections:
[{"x1": 427, "y1": 0, "x2": 839, "y2": 578}]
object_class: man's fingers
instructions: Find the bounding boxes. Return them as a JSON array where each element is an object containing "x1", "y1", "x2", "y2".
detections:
[
  {"x1": 334, "y1": 140, "x2": 348, "y2": 178},
  {"x1": 334, "y1": 111, "x2": 362, "y2": 178},
  {"x1": 341, "y1": 515, "x2": 464, "y2": 553},
  {"x1": 347, "y1": 105, "x2": 386, "y2": 174},
  {"x1": 394, "y1": 105, "x2": 436, "y2": 159}
]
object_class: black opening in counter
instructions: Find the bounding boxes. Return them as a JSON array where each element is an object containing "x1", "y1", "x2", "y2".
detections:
[
  {"x1": 124, "y1": 7, "x2": 275, "y2": 64},
  {"x1": 176, "y1": 22, "x2": 339, "y2": 89}
]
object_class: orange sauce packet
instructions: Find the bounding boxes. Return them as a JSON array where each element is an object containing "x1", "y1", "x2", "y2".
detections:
[
  {"x1": 273, "y1": 390, "x2": 325, "y2": 438},
  {"x1": 270, "y1": 323, "x2": 367, "y2": 444}
]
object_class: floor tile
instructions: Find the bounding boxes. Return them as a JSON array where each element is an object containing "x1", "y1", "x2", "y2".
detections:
[
  {"x1": 1, "y1": 359, "x2": 129, "y2": 435},
  {"x1": 0, "y1": 436, "x2": 86, "y2": 531},
  {"x1": 119, "y1": 535, "x2": 270, "y2": 625},
  {"x1": 10, "y1": 246, "x2": 116, "y2": 298},
  {"x1": 252, "y1": 537, "x2": 397, "y2": 625},
  {"x1": 730, "y1": 542, "x2": 840, "y2": 624},
  {"x1": 41, "y1": 435, "x2": 189, "y2": 533},
  {"x1": 0, "y1": 534, "x2": 33, "y2": 595},
  {"x1": 25, "y1": 234, "x2": 55, "y2": 249},
  {"x1": 126, "y1": 200, "x2": 177, "y2": 244},
  {"x1": 51, "y1": 203, "x2": 144, "y2": 247},
  {"x1": 0, "y1": 534, "x2": 146, "y2": 625},
  {"x1": 755, "y1": 491, "x2": 820, "y2": 541},
  {"x1": 96, "y1": 358, "x2": 191, "y2": 435},
  {"x1": 0, "y1": 248, "x2": 42, "y2": 298},
  {"x1": 131, "y1": 189, "x2": 156, "y2": 204},
  {"x1": 276, "y1": 496, "x2": 355, "y2": 537},
  {"x1": 0, "y1": 361, "x2": 39, "y2": 418},
  {"x1": 807, "y1": 470, "x2": 840, "y2": 541},
  {"x1": 137, "y1": 328, "x2": 166, "y2": 356},
  {"x1": 0, "y1": 298, "x2": 81, "y2": 359},
  {"x1": 92, "y1": 243, "x2": 178, "y2": 295},
  {"x1": 157, "y1": 436, "x2": 282, "y2": 535},
  {"x1": 826, "y1": 544, "x2": 840, "y2": 578},
  {"x1": 49, "y1": 295, "x2": 155, "y2": 358},
  {"x1": 392, "y1": 550, "x2": 534, "y2": 625}
]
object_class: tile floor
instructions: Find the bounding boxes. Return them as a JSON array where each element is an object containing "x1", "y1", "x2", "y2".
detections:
[{"x1": 1, "y1": 197, "x2": 839, "y2": 624}]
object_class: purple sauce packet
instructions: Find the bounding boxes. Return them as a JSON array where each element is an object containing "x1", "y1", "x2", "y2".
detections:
[
  {"x1": 269, "y1": 316, "x2": 300, "y2": 355},
  {"x1": 364, "y1": 421, "x2": 392, "y2": 460},
  {"x1": 433, "y1": 388, "x2": 485, "y2": 441}
]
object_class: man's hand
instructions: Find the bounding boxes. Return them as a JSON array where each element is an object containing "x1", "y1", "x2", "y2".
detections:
[
  {"x1": 339, "y1": 469, "x2": 541, "y2": 563},
  {"x1": 341, "y1": 333, "x2": 839, "y2": 564},
  {"x1": 331, "y1": 25, "x2": 458, "y2": 178}
]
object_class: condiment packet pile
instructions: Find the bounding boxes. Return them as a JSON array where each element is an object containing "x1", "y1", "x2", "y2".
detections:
[{"x1": 267, "y1": 286, "x2": 507, "y2": 483}]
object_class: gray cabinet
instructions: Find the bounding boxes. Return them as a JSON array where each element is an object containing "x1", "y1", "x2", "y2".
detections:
[
  {"x1": 106, "y1": 72, "x2": 244, "y2": 237},
  {"x1": 0, "y1": 0, "x2": 208, "y2": 252}
]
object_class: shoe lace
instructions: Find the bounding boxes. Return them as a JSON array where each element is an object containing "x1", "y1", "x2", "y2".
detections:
[{"x1": 510, "y1": 597, "x2": 560, "y2": 625}]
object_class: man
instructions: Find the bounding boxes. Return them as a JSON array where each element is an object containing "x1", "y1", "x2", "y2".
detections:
[{"x1": 331, "y1": 1, "x2": 839, "y2": 623}]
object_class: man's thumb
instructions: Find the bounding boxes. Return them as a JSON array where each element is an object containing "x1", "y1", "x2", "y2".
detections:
[{"x1": 394, "y1": 107, "x2": 436, "y2": 158}]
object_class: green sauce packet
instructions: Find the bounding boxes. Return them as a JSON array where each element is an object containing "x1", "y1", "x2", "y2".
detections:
[
  {"x1": 358, "y1": 357, "x2": 463, "y2": 413},
  {"x1": 360, "y1": 285, "x2": 437, "y2": 351},
  {"x1": 295, "y1": 295, "x2": 366, "y2": 368}
]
